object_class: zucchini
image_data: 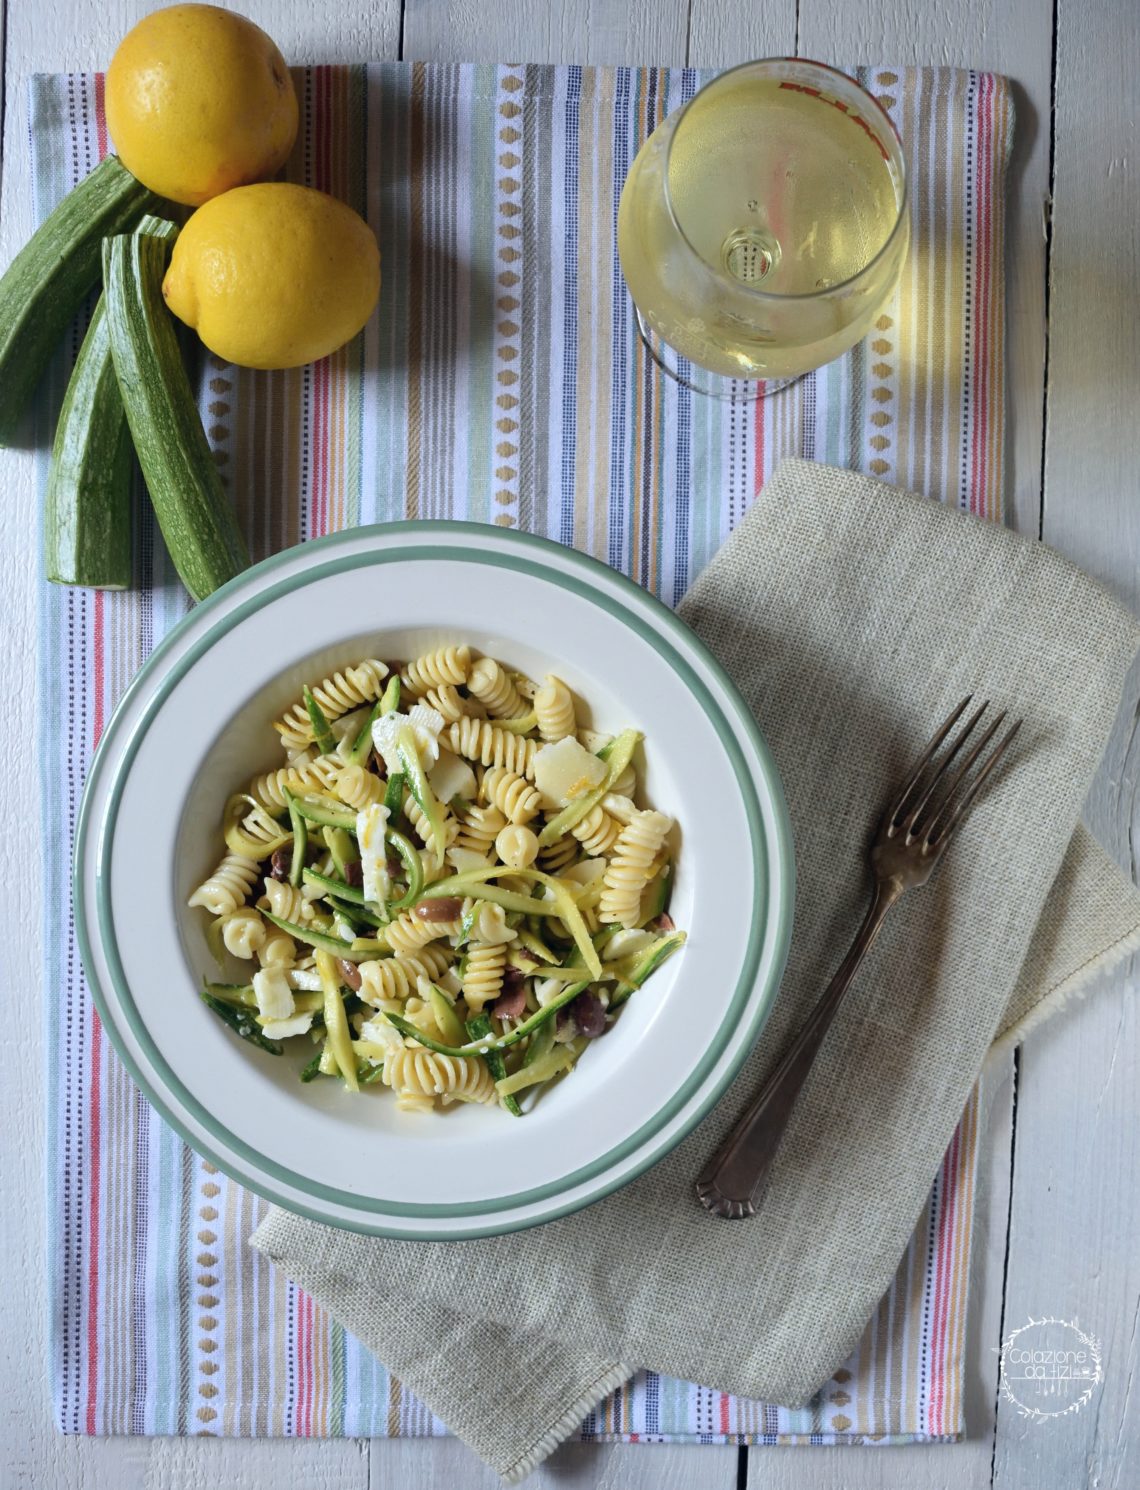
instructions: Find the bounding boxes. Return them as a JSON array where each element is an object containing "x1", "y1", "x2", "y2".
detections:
[
  {"x1": 316, "y1": 950, "x2": 359, "y2": 1090},
  {"x1": 262, "y1": 910, "x2": 375, "y2": 961},
  {"x1": 397, "y1": 724, "x2": 446, "y2": 856},
  {"x1": 44, "y1": 301, "x2": 132, "y2": 586},
  {"x1": 286, "y1": 794, "x2": 307, "y2": 887},
  {"x1": 323, "y1": 826, "x2": 358, "y2": 879},
  {"x1": 304, "y1": 686, "x2": 337, "y2": 755},
  {"x1": 466, "y1": 1013, "x2": 521, "y2": 1116},
  {"x1": 346, "y1": 698, "x2": 384, "y2": 765},
  {"x1": 285, "y1": 790, "x2": 357, "y2": 832},
  {"x1": 384, "y1": 978, "x2": 590, "y2": 1057},
  {"x1": 45, "y1": 215, "x2": 179, "y2": 590},
  {"x1": 383, "y1": 770, "x2": 406, "y2": 820},
  {"x1": 429, "y1": 986, "x2": 467, "y2": 1047},
  {"x1": 200, "y1": 989, "x2": 283, "y2": 1055},
  {"x1": 103, "y1": 228, "x2": 250, "y2": 601},
  {"x1": 0, "y1": 156, "x2": 156, "y2": 446},
  {"x1": 495, "y1": 1044, "x2": 578, "y2": 1097}
]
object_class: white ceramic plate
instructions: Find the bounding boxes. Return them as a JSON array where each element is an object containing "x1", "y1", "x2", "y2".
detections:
[{"x1": 76, "y1": 524, "x2": 794, "y2": 1237}]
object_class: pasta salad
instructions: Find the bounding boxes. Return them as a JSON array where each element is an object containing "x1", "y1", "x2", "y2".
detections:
[{"x1": 187, "y1": 646, "x2": 685, "y2": 1114}]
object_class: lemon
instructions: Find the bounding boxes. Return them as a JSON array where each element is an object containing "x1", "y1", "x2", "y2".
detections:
[
  {"x1": 106, "y1": 4, "x2": 297, "y2": 206},
  {"x1": 163, "y1": 184, "x2": 382, "y2": 369}
]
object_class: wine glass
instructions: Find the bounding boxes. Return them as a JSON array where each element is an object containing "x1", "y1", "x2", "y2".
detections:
[{"x1": 617, "y1": 59, "x2": 910, "y2": 399}]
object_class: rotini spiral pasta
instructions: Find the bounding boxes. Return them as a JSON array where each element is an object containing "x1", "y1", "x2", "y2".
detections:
[
  {"x1": 258, "y1": 878, "x2": 308, "y2": 924},
  {"x1": 334, "y1": 762, "x2": 385, "y2": 810},
  {"x1": 221, "y1": 906, "x2": 267, "y2": 959},
  {"x1": 461, "y1": 942, "x2": 508, "y2": 1014},
  {"x1": 403, "y1": 790, "x2": 459, "y2": 848},
  {"x1": 466, "y1": 656, "x2": 527, "y2": 719},
  {"x1": 357, "y1": 945, "x2": 453, "y2": 1006},
  {"x1": 404, "y1": 645, "x2": 471, "y2": 695},
  {"x1": 481, "y1": 765, "x2": 541, "y2": 824},
  {"x1": 249, "y1": 753, "x2": 343, "y2": 812},
  {"x1": 188, "y1": 853, "x2": 259, "y2": 916},
  {"x1": 421, "y1": 684, "x2": 471, "y2": 723},
  {"x1": 381, "y1": 1046, "x2": 497, "y2": 1108},
  {"x1": 495, "y1": 823, "x2": 539, "y2": 870},
  {"x1": 570, "y1": 804, "x2": 622, "y2": 856},
  {"x1": 539, "y1": 821, "x2": 580, "y2": 874},
  {"x1": 599, "y1": 810, "x2": 673, "y2": 927},
  {"x1": 453, "y1": 802, "x2": 507, "y2": 855},
  {"x1": 257, "y1": 926, "x2": 296, "y2": 967},
  {"x1": 384, "y1": 908, "x2": 466, "y2": 955},
  {"x1": 273, "y1": 660, "x2": 389, "y2": 750},
  {"x1": 444, "y1": 718, "x2": 538, "y2": 779},
  {"x1": 534, "y1": 674, "x2": 576, "y2": 742}
]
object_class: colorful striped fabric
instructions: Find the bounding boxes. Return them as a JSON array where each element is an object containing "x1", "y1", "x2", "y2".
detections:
[{"x1": 32, "y1": 62, "x2": 1011, "y2": 1444}]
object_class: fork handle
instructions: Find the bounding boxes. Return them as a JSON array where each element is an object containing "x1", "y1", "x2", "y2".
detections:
[{"x1": 695, "y1": 879, "x2": 903, "y2": 1219}]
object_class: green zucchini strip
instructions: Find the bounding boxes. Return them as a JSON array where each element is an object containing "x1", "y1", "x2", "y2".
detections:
[
  {"x1": 346, "y1": 698, "x2": 384, "y2": 765},
  {"x1": 384, "y1": 979, "x2": 590, "y2": 1057},
  {"x1": 418, "y1": 867, "x2": 600, "y2": 977},
  {"x1": 316, "y1": 950, "x2": 359, "y2": 1090},
  {"x1": 262, "y1": 910, "x2": 374, "y2": 961},
  {"x1": 286, "y1": 795, "x2": 307, "y2": 887},
  {"x1": 466, "y1": 1013, "x2": 522, "y2": 1117},
  {"x1": 200, "y1": 990, "x2": 283, "y2": 1055},
  {"x1": 303, "y1": 685, "x2": 337, "y2": 755}
]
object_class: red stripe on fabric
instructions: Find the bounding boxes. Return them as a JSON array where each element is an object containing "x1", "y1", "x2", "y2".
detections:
[
  {"x1": 719, "y1": 1391, "x2": 730, "y2": 1434},
  {"x1": 929, "y1": 1123, "x2": 962, "y2": 1433},
  {"x1": 753, "y1": 389, "x2": 767, "y2": 499},
  {"x1": 969, "y1": 75, "x2": 994, "y2": 515},
  {"x1": 84, "y1": 1007, "x2": 103, "y2": 1433},
  {"x1": 94, "y1": 73, "x2": 108, "y2": 160}
]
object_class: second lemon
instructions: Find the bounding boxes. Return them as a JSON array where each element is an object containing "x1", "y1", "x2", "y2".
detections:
[{"x1": 163, "y1": 184, "x2": 381, "y2": 370}]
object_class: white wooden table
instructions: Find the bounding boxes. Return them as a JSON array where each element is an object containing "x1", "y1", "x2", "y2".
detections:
[{"x1": 2, "y1": 2, "x2": 1137, "y2": 1487}]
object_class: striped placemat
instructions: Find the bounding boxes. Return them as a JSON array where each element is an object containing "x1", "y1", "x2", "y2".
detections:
[{"x1": 32, "y1": 61, "x2": 1010, "y2": 1443}]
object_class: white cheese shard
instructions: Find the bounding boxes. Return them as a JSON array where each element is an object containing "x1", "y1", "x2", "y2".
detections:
[
  {"x1": 253, "y1": 967, "x2": 295, "y2": 1021},
  {"x1": 427, "y1": 747, "x2": 477, "y2": 805},
  {"x1": 356, "y1": 802, "x2": 393, "y2": 906},
  {"x1": 604, "y1": 928, "x2": 657, "y2": 962},
  {"x1": 261, "y1": 1012, "x2": 315, "y2": 1040},
  {"x1": 371, "y1": 704, "x2": 445, "y2": 774},
  {"x1": 533, "y1": 736, "x2": 607, "y2": 806}
]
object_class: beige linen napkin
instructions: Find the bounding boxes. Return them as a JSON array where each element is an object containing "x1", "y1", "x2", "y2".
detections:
[{"x1": 254, "y1": 460, "x2": 1140, "y2": 1480}]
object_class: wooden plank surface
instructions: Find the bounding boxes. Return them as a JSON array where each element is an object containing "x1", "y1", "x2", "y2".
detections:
[{"x1": 2, "y1": 1, "x2": 1137, "y2": 1488}]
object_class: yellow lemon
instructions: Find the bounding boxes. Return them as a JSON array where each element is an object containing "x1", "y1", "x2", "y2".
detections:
[
  {"x1": 106, "y1": 4, "x2": 297, "y2": 206},
  {"x1": 163, "y1": 184, "x2": 382, "y2": 369}
]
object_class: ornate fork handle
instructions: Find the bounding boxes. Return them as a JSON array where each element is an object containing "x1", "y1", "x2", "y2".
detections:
[
  {"x1": 695, "y1": 878, "x2": 903, "y2": 1219},
  {"x1": 695, "y1": 695, "x2": 1021, "y2": 1221}
]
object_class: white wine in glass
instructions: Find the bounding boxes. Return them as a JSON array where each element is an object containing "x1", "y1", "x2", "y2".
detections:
[{"x1": 618, "y1": 59, "x2": 910, "y2": 396}]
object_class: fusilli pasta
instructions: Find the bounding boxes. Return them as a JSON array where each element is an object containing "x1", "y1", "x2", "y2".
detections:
[
  {"x1": 481, "y1": 765, "x2": 541, "y2": 824},
  {"x1": 599, "y1": 810, "x2": 673, "y2": 927},
  {"x1": 444, "y1": 718, "x2": 538, "y2": 778},
  {"x1": 273, "y1": 660, "x2": 389, "y2": 751},
  {"x1": 534, "y1": 674, "x2": 576, "y2": 741},
  {"x1": 467, "y1": 656, "x2": 527, "y2": 719},
  {"x1": 404, "y1": 645, "x2": 471, "y2": 695},
  {"x1": 188, "y1": 853, "x2": 259, "y2": 916}
]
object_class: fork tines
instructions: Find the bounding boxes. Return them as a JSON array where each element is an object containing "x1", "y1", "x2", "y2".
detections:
[{"x1": 889, "y1": 697, "x2": 1022, "y2": 847}]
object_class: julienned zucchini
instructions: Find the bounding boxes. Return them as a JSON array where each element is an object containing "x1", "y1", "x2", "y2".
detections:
[
  {"x1": 103, "y1": 228, "x2": 250, "y2": 602},
  {"x1": 45, "y1": 216, "x2": 179, "y2": 589},
  {"x1": 0, "y1": 156, "x2": 157, "y2": 447}
]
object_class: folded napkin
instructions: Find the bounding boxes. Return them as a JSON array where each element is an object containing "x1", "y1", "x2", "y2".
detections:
[{"x1": 255, "y1": 459, "x2": 1140, "y2": 1479}]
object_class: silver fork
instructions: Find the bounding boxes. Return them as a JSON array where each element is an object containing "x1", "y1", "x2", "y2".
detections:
[{"x1": 696, "y1": 697, "x2": 1022, "y2": 1220}]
